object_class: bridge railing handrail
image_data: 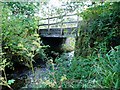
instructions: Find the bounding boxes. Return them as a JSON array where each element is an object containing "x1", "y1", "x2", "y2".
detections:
[
  {"x1": 39, "y1": 13, "x2": 80, "y2": 36},
  {"x1": 39, "y1": 13, "x2": 79, "y2": 27},
  {"x1": 38, "y1": 21, "x2": 79, "y2": 26},
  {"x1": 40, "y1": 13, "x2": 78, "y2": 20}
]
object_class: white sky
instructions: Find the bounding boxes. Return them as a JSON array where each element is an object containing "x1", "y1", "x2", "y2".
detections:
[
  {"x1": 48, "y1": 0, "x2": 62, "y2": 8},
  {"x1": 39, "y1": 0, "x2": 75, "y2": 17},
  {"x1": 38, "y1": 0, "x2": 92, "y2": 16}
]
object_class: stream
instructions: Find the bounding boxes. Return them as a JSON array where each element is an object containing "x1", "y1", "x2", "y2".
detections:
[{"x1": 4, "y1": 51, "x2": 74, "y2": 90}]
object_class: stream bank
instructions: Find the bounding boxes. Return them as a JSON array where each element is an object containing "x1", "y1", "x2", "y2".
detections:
[
  {"x1": 2, "y1": 51, "x2": 74, "y2": 90},
  {"x1": 22, "y1": 51, "x2": 74, "y2": 89},
  {"x1": 2, "y1": 36, "x2": 76, "y2": 90}
]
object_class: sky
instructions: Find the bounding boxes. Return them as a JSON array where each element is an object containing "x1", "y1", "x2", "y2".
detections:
[
  {"x1": 48, "y1": 0, "x2": 62, "y2": 8},
  {"x1": 38, "y1": 0, "x2": 76, "y2": 18},
  {"x1": 38, "y1": 0, "x2": 92, "y2": 17}
]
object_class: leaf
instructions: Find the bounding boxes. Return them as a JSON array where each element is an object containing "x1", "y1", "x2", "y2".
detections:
[
  {"x1": 8, "y1": 79, "x2": 15, "y2": 85},
  {"x1": 115, "y1": 79, "x2": 119, "y2": 88}
]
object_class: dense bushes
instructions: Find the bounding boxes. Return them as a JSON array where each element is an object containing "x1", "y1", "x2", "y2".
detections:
[
  {"x1": 36, "y1": 2, "x2": 120, "y2": 89},
  {"x1": 1, "y1": 1, "x2": 120, "y2": 89},
  {"x1": 1, "y1": 2, "x2": 46, "y2": 68},
  {"x1": 1, "y1": 2, "x2": 46, "y2": 88},
  {"x1": 75, "y1": 2, "x2": 120, "y2": 57}
]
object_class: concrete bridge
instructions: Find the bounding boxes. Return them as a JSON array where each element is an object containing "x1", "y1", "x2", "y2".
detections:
[{"x1": 38, "y1": 14, "x2": 79, "y2": 52}]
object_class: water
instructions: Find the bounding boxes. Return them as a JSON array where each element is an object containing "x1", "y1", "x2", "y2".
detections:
[
  {"x1": 22, "y1": 67, "x2": 50, "y2": 88},
  {"x1": 9, "y1": 51, "x2": 74, "y2": 89}
]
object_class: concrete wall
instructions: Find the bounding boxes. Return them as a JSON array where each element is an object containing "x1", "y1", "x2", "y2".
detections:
[{"x1": 62, "y1": 37, "x2": 75, "y2": 52}]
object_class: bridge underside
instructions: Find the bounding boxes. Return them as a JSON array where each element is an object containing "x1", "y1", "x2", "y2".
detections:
[
  {"x1": 41, "y1": 37, "x2": 66, "y2": 52},
  {"x1": 39, "y1": 27, "x2": 77, "y2": 38},
  {"x1": 41, "y1": 36, "x2": 75, "y2": 53}
]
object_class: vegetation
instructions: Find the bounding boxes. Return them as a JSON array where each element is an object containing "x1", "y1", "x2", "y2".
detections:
[
  {"x1": 75, "y1": 2, "x2": 120, "y2": 57},
  {"x1": 0, "y1": 1, "x2": 120, "y2": 90},
  {"x1": 39, "y1": 2, "x2": 120, "y2": 89},
  {"x1": 1, "y1": 2, "x2": 46, "y2": 89},
  {"x1": 23, "y1": 45, "x2": 120, "y2": 89}
]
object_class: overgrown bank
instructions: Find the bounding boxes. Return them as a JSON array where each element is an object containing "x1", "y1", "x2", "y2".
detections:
[
  {"x1": 75, "y1": 2, "x2": 120, "y2": 57},
  {"x1": 1, "y1": 2, "x2": 46, "y2": 89},
  {"x1": 73, "y1": 2, "x2": 120, "y2": 88}
]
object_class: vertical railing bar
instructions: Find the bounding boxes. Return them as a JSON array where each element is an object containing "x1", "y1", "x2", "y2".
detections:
[
  {"x1": 48, "y1": 6, "x2": 50, "y2": 35},
  {"x1": 39, "y1": 12, "x2": 78, "y2": 36},
  {"x1": 76, "y1": 14, "x2": 79, "y2": 37},
  {"x1": 60, "y1": 15, "x2": 63, "y2": 35},
  {"x1": 48, "y1": 16, "x2": 50, "y2": 34}
]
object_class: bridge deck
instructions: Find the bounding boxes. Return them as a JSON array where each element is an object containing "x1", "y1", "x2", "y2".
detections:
[{"x1": 39, "y1": 27, "x2": 77, "y2": 38}]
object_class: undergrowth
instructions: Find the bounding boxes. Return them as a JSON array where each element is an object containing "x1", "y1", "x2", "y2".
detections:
[{"x1": 26, "y1": 45, "x2": 120, "y2": 89}]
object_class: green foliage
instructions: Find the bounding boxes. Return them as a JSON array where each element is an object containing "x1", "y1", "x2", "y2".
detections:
[
  {"x1": 1, "y1": 2, "x2": 46, "y2": 68},
  {"x1": 6, "y1": 2, "x2": 39, "y2": 16},
  {"x1": 35, "y1": 45, "x2": 120, "y2": 88},
  {"x1": 75, "y1": 2, "x2": 120, "y2": 57},
  {"x1": 8, "y1": 79, "x2": 15, "y2": 85},
  {"x1": 73, "y1": 2, "x2": 120, "y2": 88},
  {"x1": 0, "y1": 2, "x2": 53, "y2": 89},
  {"x1": 1, "y1": 2, "x2": 46, "y2": 88},
  {"x1": 1, "y1": 1, "x2": 120, "y2": 89},
  {"x1": 0, "y1": 53, "x2": 12, "y2": 89}
]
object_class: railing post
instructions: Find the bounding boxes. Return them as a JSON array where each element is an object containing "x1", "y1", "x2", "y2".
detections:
[
  {"x1": 48, "y1": 6, "x2": 50, "y2": 35},
  {"x1": 76, "y1": 14, "x2": 79, "y2": 37},
  {"x1": 48, "y1": 16, "x2": 50, "y2": 34},
  {"x1": 60, "y1": 16, "x2": 63, "y2": 35},
  {"x1": 39, "y1": 13, "x2": 79, "y2": 37}
]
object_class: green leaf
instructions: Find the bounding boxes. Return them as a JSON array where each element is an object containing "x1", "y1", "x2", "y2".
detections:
[{"x1": 8, "y1": 79, "x2": 15, "y2": 85}]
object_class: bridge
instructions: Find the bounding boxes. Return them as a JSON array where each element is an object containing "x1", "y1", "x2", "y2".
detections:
[
  {"x1": 38, "y1": 14, "x2": 80, "y2": 52},
  {"x1": 38, "y1": 13, "x2": 80, "y2": 38}
]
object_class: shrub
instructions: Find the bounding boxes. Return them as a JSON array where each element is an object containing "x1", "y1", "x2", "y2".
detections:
[
  {"x1": 75, "y1": 2, "x2": 120, "y2": 57},
  {"x1": 1, "y1": 2, "x2": 46, "y2": 69}
]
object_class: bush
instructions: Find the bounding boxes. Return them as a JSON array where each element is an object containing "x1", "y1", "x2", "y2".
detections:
[
  {"x1": 1, "y1": 2, "x2": 46, "y2": 69},
  {"x1": 0, "y1": 2, "x2": 47, "y2": 89},
  {"x1": 75, "y1": 2, "x2": 120, "y2": 57}
]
